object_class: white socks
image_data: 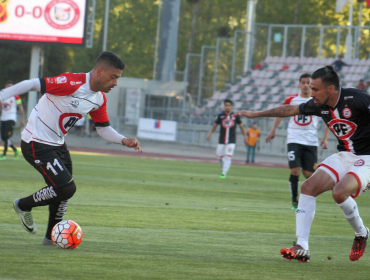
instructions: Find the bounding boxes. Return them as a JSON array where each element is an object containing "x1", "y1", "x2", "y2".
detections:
[
  {"x1": 222, "y1": 156, "x2": 231, "y2": 175},
  {"x1": 338, "y1": 196, "x2": 367, "y2": 237},
  {"x1": 296, "y1": 194, "x2": 316, "y2": 250}
]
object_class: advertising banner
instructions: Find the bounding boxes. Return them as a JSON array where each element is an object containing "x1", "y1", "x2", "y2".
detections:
[{"x1": 137, "y1": 118, "x2": 177, "y2": 141}]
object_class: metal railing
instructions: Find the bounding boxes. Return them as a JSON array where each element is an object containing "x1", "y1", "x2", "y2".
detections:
[{"x1": 179, "y1": 23, "x2": 370, "y2": 108}]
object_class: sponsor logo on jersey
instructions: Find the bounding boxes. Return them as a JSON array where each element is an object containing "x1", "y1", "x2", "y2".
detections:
[
  {"x1": 222, "y1": 118, "x2": 235, "y2": 128},
  {"x1": 33, "y1": 186, "x2": 57, "y2": 203},
  {"x1": 70, "y1": 81, "x2": 82, "y2": 85},
  {"x1": 34, "y1": 159, "x2": 43, "y2": 166},
  {"x1": 344, "y1": 96, "x2": 354, "y2": 100},
  {"x1": 354, "y1": 159, "x2": 365, "y2": 166},
  {"x1": 293, "y1": 115, "x2": 312, "y2": 126},
  {"x1": 342, "y1": 108, "x2": 352, "y2": 118},
  {"x1": 71, "y1": 100, "x2": 79, "y2": 108},
  {"x1": 56, "y1": 76, "x2": 67, "y2": 84},
  {"x1": 327, "y1": 119, "x2": 357, "y2": 140},
  {"x1": 321, "y1": 110, "x2": 329, "y2": 114}
]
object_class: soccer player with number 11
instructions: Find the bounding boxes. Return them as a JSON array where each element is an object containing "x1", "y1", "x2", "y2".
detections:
[{"x1": 0, "y1": 51, "x2": 142, "y2": 245}]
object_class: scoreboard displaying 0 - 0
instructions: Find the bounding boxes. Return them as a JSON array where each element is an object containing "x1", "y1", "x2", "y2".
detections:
[{"x1": 0, "y1": 0, "x2": 88, "y2": 46}]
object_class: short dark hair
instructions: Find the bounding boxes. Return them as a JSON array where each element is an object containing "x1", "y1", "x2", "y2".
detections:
[
  {"x1": 299, "y1": 73, "x2": 311, "y2": 81},
  {"x1": 311, "y1": 65, "x2": 340, "y2": 90},
  {"x1": 95, "y1": 51, "x2": 125, "y2": 70},
  {"x1": 224, "y1": 99, "x2": 233, "y2": 105},
  {"x1": 5, "y1": 80, "x2": 13, "y2": 85}
]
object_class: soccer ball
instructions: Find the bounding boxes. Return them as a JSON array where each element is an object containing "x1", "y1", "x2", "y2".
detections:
[{"x1": 51, "y1": 220, "x2": 83, "y2": 249}]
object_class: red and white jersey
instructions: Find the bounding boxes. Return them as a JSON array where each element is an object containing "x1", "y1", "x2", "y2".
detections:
[
  {"x1": 282, "y1": 94, "x2": 319, "y2": 146},
  {"x1": 1, "y1": 95, "x2": 21, "y2": 122},
  {"x1": 22, "y1": 72, "x2": 110, "y2": 146}
]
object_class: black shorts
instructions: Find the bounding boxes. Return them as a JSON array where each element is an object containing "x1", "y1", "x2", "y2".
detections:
[
  {"x1": 287, "y1": 143, "x2": 317, "y2": 172},
  {"x1": 21, "y1": 141, "x2": 73, "y2": 188},
  {"x1": 1, "y1": 120, "x2": 15, "y2": 140}
]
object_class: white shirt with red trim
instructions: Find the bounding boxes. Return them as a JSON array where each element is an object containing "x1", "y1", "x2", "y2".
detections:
[
  {"x1": 22, "y1": 72, "x2": 110, "y2": 146},
  {"x1": 282, "y1": 94, "x2": 319, "y2": 146},
  {"x1": 1, "y1": 95, "x2": 21, "y2": 122}
]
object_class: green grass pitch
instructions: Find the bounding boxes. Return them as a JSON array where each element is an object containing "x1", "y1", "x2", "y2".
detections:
[{"x1": 1, "y1": 152, "x2": 370, "y2": 279}]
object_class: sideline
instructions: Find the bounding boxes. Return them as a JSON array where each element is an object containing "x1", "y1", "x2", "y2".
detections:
[{"x1": 0, "y1": 145, "x2": 287, "y2": 169}]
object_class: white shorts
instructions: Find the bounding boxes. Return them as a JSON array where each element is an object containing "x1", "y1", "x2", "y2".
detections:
[
  {"x1": 318, "y1": 152, "x2": 370, "y2": 198},
  {"x1": 216, "y1": 144, "x2": 236, "y2": 157}
]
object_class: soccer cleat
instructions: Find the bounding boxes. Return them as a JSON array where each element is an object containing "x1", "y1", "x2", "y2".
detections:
[
  {"x1": 349, "y1": 227, "x2": 369, "y2": 261},
  {"x1": 0, "y1": 155, "x2": 6, "y2": 160},
  {"x1": 280, "y1": 242, "x2": 310, "y2": 262},
  {"x1": 219, "y1": 174, "x2": 226, "y2": 179},
  {"x1": 43, "y1": 237, "x2": 54, "y2": 246},
  {"x1": 292, "y1": 202, "x2": 298, "y2": 211},
  {"x1": 14, "y1": 149, "x2": 19, "y2": 160},
  {"x1": 13, "y1": 198, "x2": 37, "y2": 234}
]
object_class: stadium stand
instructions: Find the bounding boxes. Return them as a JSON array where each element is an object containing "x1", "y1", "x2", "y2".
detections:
[{"x1": 199, "y1": 56, "x2": 370, "y2": 115}]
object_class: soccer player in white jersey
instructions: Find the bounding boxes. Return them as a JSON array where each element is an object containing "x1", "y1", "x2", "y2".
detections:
[
  {"x1": 0, "y1": 51, "x2": 142, "y2": 245},
  {"x1": 234, "y1": 65, "x2": 370, "y2": 262},
  {"x1": 0, "y1": 80, "x2": 25, "y2": 160},
  {"x1": 266, "y1": 73, "x2": 330, "y2": 210}
]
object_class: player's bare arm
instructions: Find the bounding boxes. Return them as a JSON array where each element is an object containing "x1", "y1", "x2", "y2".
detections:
[
  {"x1": 18, "y1": 104, "x2": 25, "y2": 127},
  {"x1": 207, "y1": 123, "x2": 218, "y2": 141},
  {"x1": 239, "y1": 123, "x2": 248, "y2": 145},
  {"x1": 320, "y1": 126, "x2": 330, "y2": 149},
  {"x1": 266, "y1": 117, "x2": 283, "y2": 143},
  {"x1": 122, "y1": 138, "x2": 142, "y2": 153},
  {"x1": 233, "y1": 105, "x2": 300, "y2": 119}
]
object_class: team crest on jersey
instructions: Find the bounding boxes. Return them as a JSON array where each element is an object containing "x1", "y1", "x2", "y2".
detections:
[
  {"x1": 293, "y1": 115, "x2": 312, "y2": 126},
  {"x1": 354, "y1": 159, "x2": 365, "y2": 166},
  {"x1": 70, "y1": 100, "x2": 79, "y2": 108},
  {"x1": 2, "y1": 102, "x2": 11, "y2": 111},
  {"x1": 55, "y1": 76, "x2": 67, "y2": 84},
  {"x1": 327, "y1": 119, "x2": 357, "y2": 140},
  {"x1": 59, "y1": 113, "x2": 83, "y2": 134},
  {"x1": 222, "y1": 118, "x2": 234, "y2": 128},
  {"x1": 342, "y1": 108, "x2": 352, "y2": 118}
]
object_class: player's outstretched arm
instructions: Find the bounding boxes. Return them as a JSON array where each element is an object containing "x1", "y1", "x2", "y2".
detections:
[
  {"x1": 122, "y1": 138, "x2": 142, "y2": 153},
  {"x1": 233, "y1": 105, "x2": 300, "y2": 119},
  {"x1": 0, "y1": 79, "x2": 40, "y2": 103},
  {"x1": 95, "y1": 126, "x2": 143, "y2": 153}
]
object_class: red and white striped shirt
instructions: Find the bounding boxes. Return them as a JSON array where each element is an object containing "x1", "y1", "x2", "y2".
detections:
[{"x1": 22, "y1": 72, "x2": 109, "y2": 146}]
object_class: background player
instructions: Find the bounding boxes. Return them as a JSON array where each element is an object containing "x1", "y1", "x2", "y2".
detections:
[
  {"x1": 0, "y1": 51, "x2": 142, "y2": 245},
  {"x1": 266, "y1": 73, "x2": 330, "y2": 210},
  {"x1": 234, "y1": 65, "x2": 370, "y2": 262},
  {"x1": 0, "y1": 80, "x2": 25, "y2": 160},
  {"x1": 207, "y1": 99, "x2": 247, "y2": 178}
]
